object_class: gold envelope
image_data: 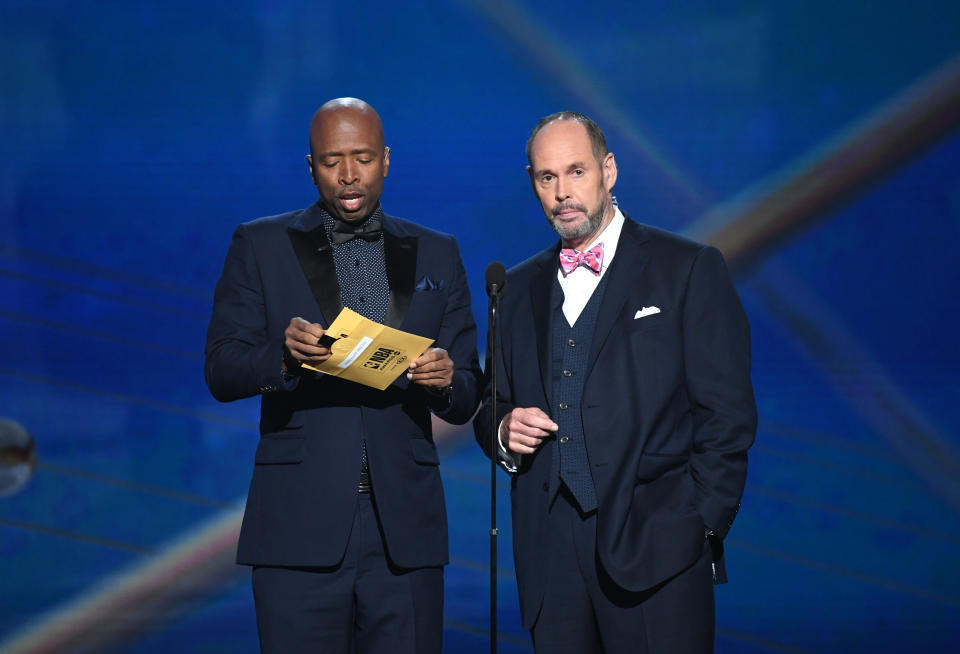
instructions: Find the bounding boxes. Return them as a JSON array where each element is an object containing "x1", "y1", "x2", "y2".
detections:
[{"x1": 301, "y1": 308, "x2": 435, "y2": 390}]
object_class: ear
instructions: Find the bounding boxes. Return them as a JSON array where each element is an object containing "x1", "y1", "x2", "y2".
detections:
[
  {"x1": 382, "y1": 146, "x2": 390, "y2": 178},
  {"x1": 602, "y1": 152, "x2": 617, "y2": 192},
  {"x1": 527, "y1": 164, "x2": 536, "y2": 192},
  {"x1": 306, "y1": 154, "x2": 315, "y2": 182}
]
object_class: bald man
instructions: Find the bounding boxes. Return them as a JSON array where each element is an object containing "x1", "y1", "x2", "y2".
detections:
[
  {"x1": 205, "y1": 98, "x2": 481, "y2": 653},
  {"x1": 474, "y1": 112, "x2": 756, "y2": 653}
]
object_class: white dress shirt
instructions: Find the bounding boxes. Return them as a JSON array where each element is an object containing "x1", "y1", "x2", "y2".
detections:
[{"x1": 558, "y1": 206, "x2": 624, "y2": 325}]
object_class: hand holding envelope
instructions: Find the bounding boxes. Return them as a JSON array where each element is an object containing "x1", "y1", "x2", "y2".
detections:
[
  {"x1": 284, "y1": 317, "x2": 333, "y2": 369},
  {"x1": 298, "y1": 308, "x2": 436, "y2": 390},
  {"x1": 406, "y1": 347, "x2": 455, "y2": 389}
]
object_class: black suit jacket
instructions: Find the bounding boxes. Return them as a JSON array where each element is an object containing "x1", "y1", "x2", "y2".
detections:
[
  {"x1": 206, "y1": 202, "x2": 481, "y2": 569},
  {"x1": 474, "y1": 217, "x2": 757, "y2": 627}
]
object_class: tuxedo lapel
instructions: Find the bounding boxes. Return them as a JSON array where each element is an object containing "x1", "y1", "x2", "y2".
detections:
[
  {"x1": 586, "y1": 218, "x2": 650, "y2": 378},
  {"x1": 287, "y1": 204, "x2": 342, "y2": 327},
  {"x1": 383, "y1": 217, "x2": 418, "y2": 329},
  {"x1": 530, "y1": 246, "x2": 560, "y2": 408}
]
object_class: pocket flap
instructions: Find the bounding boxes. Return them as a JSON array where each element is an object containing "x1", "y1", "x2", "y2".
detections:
[
  {"x1": 254, "y1": 437, "x2": 305, "y2": 464},
  {"x1": 410, "y1": 439, "x2": 439, "y2": 465}
]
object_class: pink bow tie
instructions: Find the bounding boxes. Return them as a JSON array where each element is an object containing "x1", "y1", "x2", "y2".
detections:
[{"x1": 559, "y1": 243, "x2": 604, "y2": 276}]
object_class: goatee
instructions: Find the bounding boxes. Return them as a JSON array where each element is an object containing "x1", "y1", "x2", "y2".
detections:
[{"x1": 549, "y1": 202, "x2": 605, "y2": 242}]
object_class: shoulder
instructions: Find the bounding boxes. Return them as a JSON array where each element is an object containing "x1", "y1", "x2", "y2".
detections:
[
  {"x1": 383, "y1": 213, "x2": 464, "y2": 262},
  {"x1": 383, "y1": 213, "x2": 455, "y2": 242},
  {"x1": 239, "y1": 207, "x2": 309, "y2": 234},
  {"x1": 627, "y1": 219, "x2": 707, "y2": 256},
  {"x1": 620, "y1": 221, "x2": 738, "y2": 304},
  {"x1": 622, "y1": 218, "x2": 728, "y2": 270},
  {"x1": 506, "y1": 242, "x2": 558, "y2": 283}
]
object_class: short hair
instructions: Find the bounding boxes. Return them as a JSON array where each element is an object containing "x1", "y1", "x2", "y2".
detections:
[{"x1": 525, "y1": 111, "x2": 609, "y2": 167}]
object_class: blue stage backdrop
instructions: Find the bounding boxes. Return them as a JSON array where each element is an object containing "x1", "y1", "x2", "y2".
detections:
[{"x1": 2, "y1": 2, "x2": 959, "y2": 652}]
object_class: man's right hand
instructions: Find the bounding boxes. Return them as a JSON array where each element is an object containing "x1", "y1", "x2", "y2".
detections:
[
  {"x1": 283, "y1": 317, "x2": 332, "y2": 371},
  {"x1": 501, "y1": 407, "x2": 557, "y2": 455}
]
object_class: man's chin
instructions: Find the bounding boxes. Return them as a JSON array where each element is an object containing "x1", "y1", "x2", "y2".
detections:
[{"x1": 550, "y1": 217, "x2": 590, "y2": 241}]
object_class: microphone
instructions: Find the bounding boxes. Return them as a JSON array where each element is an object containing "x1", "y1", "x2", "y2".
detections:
[{"x1": 485, "y1": 261, "x2": 507, "y2": 297}]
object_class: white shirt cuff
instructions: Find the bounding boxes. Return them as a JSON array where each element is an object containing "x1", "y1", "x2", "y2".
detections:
[{"x1": 497, "y1": 416, "x2": 521, "y2": 473}]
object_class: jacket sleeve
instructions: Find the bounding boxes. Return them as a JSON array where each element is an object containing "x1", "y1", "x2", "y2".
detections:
[
  {"x1": 427, "y1": 237, "x2": 482, "y2": 425},
  {"x1": 683, "y1": 245, "x2": 757, "y2": 539},
  {"x1": 204, "y1": 224, "x2": 298, "y2": 403}
]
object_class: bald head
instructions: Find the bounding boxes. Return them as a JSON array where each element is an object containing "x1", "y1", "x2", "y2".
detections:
[
  {"x1": 309, "y1": 98, "x2": 384, "y2": 158},
  {"x1": 306, "y1": 97, "x2": 390, "y2": 223}
]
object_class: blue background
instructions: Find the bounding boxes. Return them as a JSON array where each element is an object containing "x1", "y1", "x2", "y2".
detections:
[{"x1": 2, "y1": 1, "x2": 959, "y2": 652}]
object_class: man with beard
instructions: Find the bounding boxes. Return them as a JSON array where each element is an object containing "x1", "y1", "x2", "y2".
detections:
[
  {"x1": 206, "y1": 98, "x2": 481, "y2": 653},
  {"x1": 474, "y1": 112, "x2": 757, "y2": 653}
]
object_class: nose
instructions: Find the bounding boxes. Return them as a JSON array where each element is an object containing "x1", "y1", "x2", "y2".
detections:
[
  {"x1": 339, "y1": 161, "x2": 359, "y2": 185},
  {"x1": 555, "y1": 175, "x2": 570, "y2": 201}
]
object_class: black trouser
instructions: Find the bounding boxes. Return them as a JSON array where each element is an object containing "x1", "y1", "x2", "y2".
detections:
[
  {"x1": 532, "y1": 486, "x2": 715, "y2": 654},
  {"x1": 252, "y1": 493, "x2": 443, "y2": 654}
]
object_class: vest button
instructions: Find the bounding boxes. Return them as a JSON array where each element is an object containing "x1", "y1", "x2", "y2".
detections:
[
  {"x1": 542, "y1": 483, "x2": 549, "y2": 492},
  {"x1": 568, "y1": 339, "x2": 576, "y2": 347},
  {"x1": 559, "y1": 402, "x2": 568, "y2": 410},
  {"x1": 559, "y1": 436, "x2": 570, "y2": 444},
  {"x1": 563, "y1": 369, "x2": 572, "y2": 377}
]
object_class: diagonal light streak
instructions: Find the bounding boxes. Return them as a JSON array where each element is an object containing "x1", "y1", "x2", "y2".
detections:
[
  {"x1": 685, "y1": 51, "x2": 960, "y2": 270},
  {"x1": 464, "y1": 0, "x2": 709, "y2": 208}
]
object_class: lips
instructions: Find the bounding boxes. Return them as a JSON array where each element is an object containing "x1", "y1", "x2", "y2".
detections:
[
  {"x1": 553, "y1": 203, "x2": 587, "y2": 219},
  {"x1": 338, "y1": 191, "x2": 364, "y2": 212}
]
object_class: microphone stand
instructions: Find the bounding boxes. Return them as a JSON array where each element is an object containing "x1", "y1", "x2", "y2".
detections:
[{"x1": 487, "y1": 281, "x2": 500, "y2": 654}]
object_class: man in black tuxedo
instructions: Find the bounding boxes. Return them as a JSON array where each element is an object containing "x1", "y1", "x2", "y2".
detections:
[
  {"x1": 474, "y1": 112, "x2": 757, "y2": 653},
  {"x1": 206, "y1": 98, "x2": 481, "y2": 653}
]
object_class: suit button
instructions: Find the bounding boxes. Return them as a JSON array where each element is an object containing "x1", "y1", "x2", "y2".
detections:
[
  {"x1": 559, "y1": 402, "x2": 568, "y2": 410},
  {"x1": 568, "y1": 339, "x2": 576, "y2": 347},
  {"x1": 559, "y1": 436, "x2": 570, "y2": 444},
  {"x1": 542, "y1": 483, "x2": 549, "y2": 492},
  {"x1": 563, "y1": 369, "x2": 573, "y2": 377}
]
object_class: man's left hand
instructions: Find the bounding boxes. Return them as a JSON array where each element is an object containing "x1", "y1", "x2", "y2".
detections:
[{"x1": 407, "y1": 347, "x2": 454, "y2": 388}]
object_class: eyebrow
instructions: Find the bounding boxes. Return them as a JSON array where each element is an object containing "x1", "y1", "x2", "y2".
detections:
[
  {"x1": 534, "y1": 161, "x2": 589, "y2": 176},
  {"x1": 318, "y1": 148, "x2": 379, "y2": 158}
]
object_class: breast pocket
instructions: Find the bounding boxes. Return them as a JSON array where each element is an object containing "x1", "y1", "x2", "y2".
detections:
[{"x1": 628, "y1": 311, "x2": 669, "y2": 335}]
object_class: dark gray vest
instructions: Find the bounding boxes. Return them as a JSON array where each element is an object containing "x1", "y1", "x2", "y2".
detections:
[{"x1": 548, "y1": 270, "x2": 611, "y2": 513}]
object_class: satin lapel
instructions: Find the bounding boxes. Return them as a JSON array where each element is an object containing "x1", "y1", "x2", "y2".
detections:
[
  {"x1": 287, "y1": 217, "x2": 342, "y2": 328},
  {"x1": 530, "y1": 246, "x2": 560, "y2": 408},
  {"x1": 586, "y1": 219, "x2": 650, "y2": 378},
  {"x1": 383, "y1": 219, "x2": 418, "y2": 329}
]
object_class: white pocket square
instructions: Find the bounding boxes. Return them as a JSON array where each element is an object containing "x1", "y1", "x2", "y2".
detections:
[{"x1": 634, "y1": 306, "x2": 661, "y2": 319}]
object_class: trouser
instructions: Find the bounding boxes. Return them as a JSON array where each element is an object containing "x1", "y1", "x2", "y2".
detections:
[
  {"x1": 531, "y1": 486, "x2": 715, "y2": 654},
  {"x1": 252, "y1": 493, "x2": 443, "y2": 654}
]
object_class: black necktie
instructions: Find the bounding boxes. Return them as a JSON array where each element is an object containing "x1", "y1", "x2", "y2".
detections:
[{"x1": 330, "y1": 215, "x2": 382, "y2": 244}]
